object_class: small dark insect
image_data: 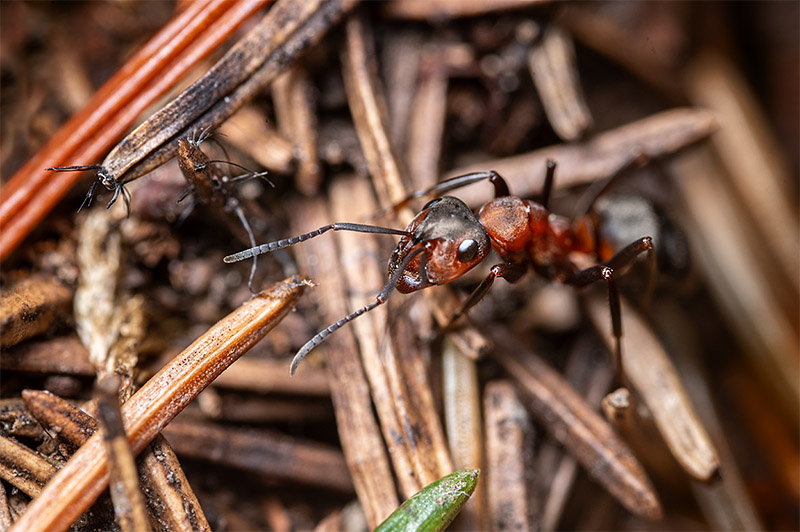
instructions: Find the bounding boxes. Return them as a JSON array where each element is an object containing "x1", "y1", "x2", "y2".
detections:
[
  {"x1": 176, "y1": 127, "x2": 273, "y2": 292},
  {"x1": 45, "y1": 165, "x2": 131, "y2": 214},
  {"x1": 226, "y1": 159, "x2": 654, "y2": 375}
]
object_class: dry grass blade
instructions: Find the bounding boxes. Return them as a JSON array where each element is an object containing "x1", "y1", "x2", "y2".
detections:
[
  {"x1": 586, "y1": 294, "x2": 719, "y2": 481},
  {"x1": 0, "y1": 274, "x2": 73, "y2": 349},
  {"x1": 0, "y1": 0, "x2": 266, "y2": 261},
  {"x1": 489, "y1": 331, "x2": 663, "y2": 521},
  {"x1": 446, "y1": 107, "x2": 716, "y2": 208},
  {"x1": 290, "y1": 195, "x2": 399, "y2": 527},
  {"x1": 9, "y1": 276, "x2": 308, "y2": 532},
  {"x1": 0, "y1": 435, "x2": 57, "y2": 498}
]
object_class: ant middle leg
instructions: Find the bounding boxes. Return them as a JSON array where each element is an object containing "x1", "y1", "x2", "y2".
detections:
[
  {"x1": 565, "y1": 235, "x2": 654, "y2": 380},
  {"x1": 443, "y1": 261, "x2": 527, "y2": 331}
]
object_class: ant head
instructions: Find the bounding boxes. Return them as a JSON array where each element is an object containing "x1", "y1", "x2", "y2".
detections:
[
  {"x1": 390, "y1": 196, "x2": 490, "y2": 293},
  {"x1": 96, "y1": 167, "x2": 118, "y2": 190}
]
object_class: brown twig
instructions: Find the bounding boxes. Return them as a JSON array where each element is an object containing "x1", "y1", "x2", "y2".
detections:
[
  {"x1": 22, "y1": 390, "x2": 211, "y2": 532},
  {"x1": 444, "y1": 107, "x2": 716, "y2": 208},
  {"x1": 0, "y1": 274, "x2": 73, "y2": 349},
  {"x1": 585, "y1": 293, "x2": 719, "y2": 482},
  {"x1": 95, "y1": 375, "x2": 151, "y2": 532},
  {"x1": 0, "y1": 435, "x2": 57, "y2": 498},
  {"x1": 162, "y1": 418, "x2": 353, "y2": 493},
  {"x1": 9, "y1": 276, "x2": 308, "y2": 532},
  {"x1": 1, "y1": 335, "x2": 94, "y2": 376},
  {"x1": 108, "y1": 0, "x2": 360, "y2": 188},
  {"x1": 489, "y1": 330, "x2": 663, "y2": 521},
  {"x1": 272, "y1": 65, "x2": 322, "y2": 196}
]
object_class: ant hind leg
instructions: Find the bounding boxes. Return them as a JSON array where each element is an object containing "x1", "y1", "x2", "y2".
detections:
[{"x1": 565, "y1": 235, "x2": 654, "y2": 383}]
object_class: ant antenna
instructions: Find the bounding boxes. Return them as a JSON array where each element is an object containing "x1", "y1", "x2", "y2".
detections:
[
  {"x1": 223, "y1": 223, "x2": 411, "y2": 263},
  {"x1": 289, "y1": 246, "x2": 426, "y2": 375}
]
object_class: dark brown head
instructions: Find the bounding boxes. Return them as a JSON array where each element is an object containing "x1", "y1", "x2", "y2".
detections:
[{"x1": 389, "y1": 196, "x2": 491, "y2": 293}]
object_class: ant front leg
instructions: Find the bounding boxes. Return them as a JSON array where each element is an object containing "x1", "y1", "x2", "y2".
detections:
[{"x1": 443, "y1": 261, "x2": 527, "y2": 331}]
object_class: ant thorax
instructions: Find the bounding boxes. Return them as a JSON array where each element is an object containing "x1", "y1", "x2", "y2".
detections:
[
  {"x1": 477, "y1": 196, "x2": 585, "y2": 269},
  {"x1": 389, "y1": 196, "x2": 490, "y2": 294}
]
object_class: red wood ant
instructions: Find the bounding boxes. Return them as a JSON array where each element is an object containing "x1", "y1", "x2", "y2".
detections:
[{"x1": 225, "y1": 160, "x2": 654, "y2": 375}]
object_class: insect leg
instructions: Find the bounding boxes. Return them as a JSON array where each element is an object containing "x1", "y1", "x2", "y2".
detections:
[
  {"x1": 442, "y1": 261, "x2": 527, "y2": 331},
  {"x1": 565, "y1": 236, "x2": 653, "y2": 380}
]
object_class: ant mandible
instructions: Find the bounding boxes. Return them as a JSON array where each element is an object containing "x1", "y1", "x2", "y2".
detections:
[{"x1": 225, "y1": 160, "x2": 655, "y2": 375}]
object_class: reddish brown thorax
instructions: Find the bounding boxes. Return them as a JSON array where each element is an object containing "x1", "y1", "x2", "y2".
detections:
[{"x1": 477, "y1": 196, "x2": 597, "y2": 272}]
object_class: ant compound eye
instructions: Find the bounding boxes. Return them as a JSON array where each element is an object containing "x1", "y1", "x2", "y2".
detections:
[
  {"x1": 457, "y1": 239, "x2": 478, "y2": 262},
  {"x1": 423, "y1": 198, "x2": 443, "y2": 210}
]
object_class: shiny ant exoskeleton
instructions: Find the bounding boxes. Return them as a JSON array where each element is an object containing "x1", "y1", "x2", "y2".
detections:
[{"x1": 225, "y1": 160, "x2": 655, "y2": 375}]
